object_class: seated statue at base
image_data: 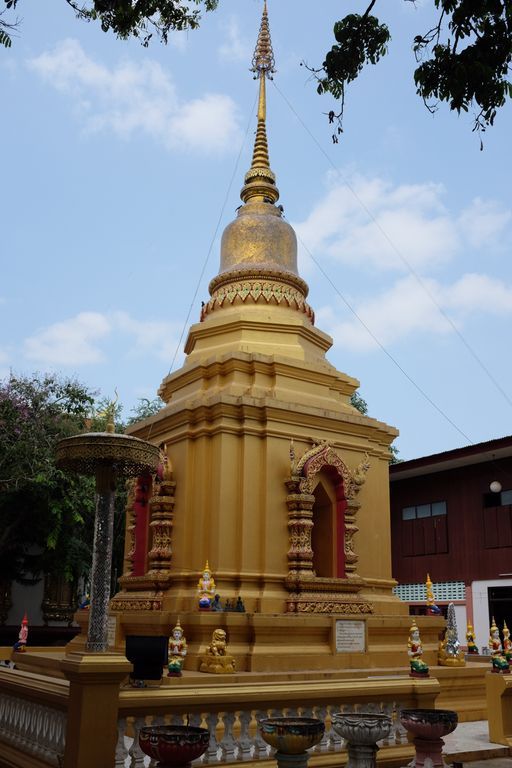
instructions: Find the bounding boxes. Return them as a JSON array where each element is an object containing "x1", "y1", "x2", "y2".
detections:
[
  {"x1": 167, "y1": 618, "x2": 187, "y2": 677},
  {"x1": 466, "y1": 623, "x2": 478, "y2": 654},
  {"x1": 490, "y1": 618, "x2": 510, "y2": 674},
  {"x1": 199, "y1": 628, "x2": 235, "y2": 674},
  {"x1": 408, "y1": 620, "x2": 429, "y2": 678}
]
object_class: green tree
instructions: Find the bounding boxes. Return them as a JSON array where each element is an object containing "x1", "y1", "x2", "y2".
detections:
[
  {"x1": 0, "y1": 0, "x2": 218, "y2": 48},
  {"x1": 0, "y1": 374, "x2": 166, "y2": 596},
  {"x1": 4, "y1": 1, "x2": 509, "y2": 136},
  {"x1": 310, "y1": 0, "x2": 512, "y2": 146},
  {"x1": 126, "y1": 396, "x2": 164, "y2": 425},
  {"x1": 0, "y1": 373, "x2": 96, "y2": 584}
]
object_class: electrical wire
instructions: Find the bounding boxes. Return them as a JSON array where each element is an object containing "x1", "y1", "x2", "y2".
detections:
[
  {"x1": 166, "y1": 93, "x2": 258, "y2": 376},
  {"x1": 272, "y1": 79, "x2": 512, "y2": 412},
  {"x1": 296, "y1": 230, "x2": 474, "y2": 444}
]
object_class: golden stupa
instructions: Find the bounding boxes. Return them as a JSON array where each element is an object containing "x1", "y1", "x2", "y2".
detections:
[{"x1": 71, "y1": 1, "x2": 443, "y2": 675}]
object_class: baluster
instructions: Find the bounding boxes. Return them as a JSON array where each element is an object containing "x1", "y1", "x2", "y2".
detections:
[
  {"x1": 219, "y1": 712, "x2": 237, "y2": 762},
  {"x1": 326, "y1": 706, "x2": 344, "y2": 752},
  {"x1": 253, "y1": 710, "x2": 270, "y2": 759},
  {"x1": 128, "y1": 717, "x2": 147, "y2": 768},
  {"x1": 152, "y1": 714, "x2": 166, "y2": 727},
  {"x1": 312, "y1": 706, "x2": 328, "y2": 752},
  {"x1": 188, "y1": 712, "x2": 202, "y2": 728},
  {"x1": 203, "y1": 711, "x2": 220, "y2": 764},
  {"x1": 115, "y1": 718, "x2": 130, "y2": 768},
  {"x1": 236, "y1": 710, "x2": 253, "y2": 760},
  {"x1": 394, "y1": 706, "x2": 407, "y2": 745},
  {"x1": 46, "y1": 709, "x2": 57, "y2": 759},
  {"x1": 379, "y1": 703, "x2": 392, "y2": 748}
]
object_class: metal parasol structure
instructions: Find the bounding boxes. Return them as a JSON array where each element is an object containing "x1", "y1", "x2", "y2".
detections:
[{"x1": 56, "y1": 418, "x2": 159, "y2": 652}]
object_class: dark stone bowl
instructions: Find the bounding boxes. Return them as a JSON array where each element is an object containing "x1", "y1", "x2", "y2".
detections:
[
  {"x1": 260, "y1": 717, "x2": 325, "y2": 754},
  {"x1": 139, "y1": 725, "x2": 210, "y2": 767},
  {"x1": 400, "y1": 709, "x2": 458, "y2": 740}
]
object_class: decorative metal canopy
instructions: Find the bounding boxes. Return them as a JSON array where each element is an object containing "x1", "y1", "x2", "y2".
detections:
[{"x1": 56, "y1": 432, "x2": 159, "y2": 477}]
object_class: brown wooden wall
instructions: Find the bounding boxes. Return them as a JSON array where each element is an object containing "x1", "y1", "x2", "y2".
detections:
[{"x1": 390, "y1": 457, "x2": 512, "y2": 585}]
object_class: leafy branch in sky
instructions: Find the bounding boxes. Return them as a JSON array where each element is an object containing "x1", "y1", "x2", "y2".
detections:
[
  {"x1": 2, "y1": 0, "x2": 510, "y2": 141},
  {"x1": 309, "y1": 0, "x2": 512, "y2": 146}
]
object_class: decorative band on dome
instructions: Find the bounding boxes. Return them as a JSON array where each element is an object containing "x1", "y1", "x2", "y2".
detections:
[
  {"x1": 244, "y1": 167, "x2": 276, "y2": 183},
  {"x1": 201, "y1": 275, "x2": 315, "y2": 324}
]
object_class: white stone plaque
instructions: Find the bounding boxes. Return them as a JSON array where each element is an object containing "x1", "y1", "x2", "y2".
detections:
[
  {"x1": 335, "y1": 620, "x2": 366, "y2": 653},
  {"x1": 107, "y1": 614, "x2": 118, "y2": 648}
]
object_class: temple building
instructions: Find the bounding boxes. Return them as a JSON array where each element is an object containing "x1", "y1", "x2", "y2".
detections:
[{"x1": 74, "y1": 1, "x2": 435, "y2": 674}]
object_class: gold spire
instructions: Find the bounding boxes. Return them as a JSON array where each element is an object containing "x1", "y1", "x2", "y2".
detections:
[{"x1": 241, "y1": 1, "x2": 279, "y2": 205}]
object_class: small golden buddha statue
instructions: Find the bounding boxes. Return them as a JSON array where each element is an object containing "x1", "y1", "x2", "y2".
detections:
[
  {"x1": 408, "y1": 620, "x2": 429, "y2": 678},
  {"x1": 199, "y1": 628, "x2": 235, "y2": 674},
  {"x1": 489, "y1": 617, "x2": 510, "y2": 673},
  {"x1": 466, "y1": 623, "x2": 478, "y2": 654},
  {"x1": 167, "y1": 618, "x2": 187, "y2": 677},
  {"x1": 197, "y1": 560, "x2": 216, "y2": 610}
]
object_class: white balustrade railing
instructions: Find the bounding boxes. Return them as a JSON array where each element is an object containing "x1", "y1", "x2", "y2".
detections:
[
  {"x1": 0, "y1": 691, "x2": 66, "y2": 766},
  {"x1": 116, "y1": 701, "x2": 409, "y2": 768}
]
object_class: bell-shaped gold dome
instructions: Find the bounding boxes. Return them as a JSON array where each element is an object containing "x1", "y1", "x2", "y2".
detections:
[
  {"x1": 204, "y1": 0, "x2": 312, "y2": 320},
  {"x1": 219, "y1": 200, "x2": 298, "y2": 277}
]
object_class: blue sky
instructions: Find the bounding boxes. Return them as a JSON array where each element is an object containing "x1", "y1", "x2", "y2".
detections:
[{"x1": 1, "y1": 0, "x2": 511, "y2": 460}]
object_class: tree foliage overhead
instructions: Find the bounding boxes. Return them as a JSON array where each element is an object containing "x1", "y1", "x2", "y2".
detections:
[
  {"x1": 312, "y1": 0, "x2": 512, "y2": 145},
  {"x1": 2, "y1": 1, "x2": 510, "y2": 138},
  {"x1": 1, "y1": 0, "x2": 218, "y2": 48}
]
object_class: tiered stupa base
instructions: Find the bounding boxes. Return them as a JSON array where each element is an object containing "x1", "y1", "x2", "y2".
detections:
[{"x1": 69, "y1": 608, "x2": 440, "y2": 674}]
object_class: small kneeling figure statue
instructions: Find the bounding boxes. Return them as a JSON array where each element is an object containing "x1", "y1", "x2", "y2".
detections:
[
  {"x1": 490, "y1": 617, "x2": 510, "y2": 674},
  {"x1": 168, "y1": 618, "x2": 187, "y2": 677},
  {"x1": 408, "y1": 620, "x2": 429, "y2": 678}
]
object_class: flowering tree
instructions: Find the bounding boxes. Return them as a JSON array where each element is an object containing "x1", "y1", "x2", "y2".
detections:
[{"x1": 0, "y1": 373, "x2": 97, "y2": 585}]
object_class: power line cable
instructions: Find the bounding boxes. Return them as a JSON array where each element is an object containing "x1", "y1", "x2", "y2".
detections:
[
  {"x1": 166, "y1": 93, "x2": 257, "y2": 376},
  {"x1": 296, "y1": 230, "x2": 474, "y2": 444},
  {"x1": 272, "y1": 80, "x2": 512, "y2": 411}
]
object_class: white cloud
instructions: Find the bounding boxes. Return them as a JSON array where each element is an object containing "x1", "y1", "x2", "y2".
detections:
[
  {"x1": 24, "y1": 311, "x2": 111, "y2": 365},
  {"x1": 318, "y1": 273, "x2": 512, "y2": 351},
  {"x1": 445, "y1": 273, "x2": 512, "y2": 314},
  {"x1": 112, "y1": 311, "x2": 181, "y2": 362},
  {"x1": 218, "y1": 17, "x2": 251, "y2": 63},
  {"x1": 294, "y1": 174, "x2": 511, "y2": 275},
  {"x1": 22, "y1": 310, "x2": 182, "y2": 368},
  {"x1": 27, "y1": 38, "x2": 241, "y2": 153},
  {"x1": 458, "y1": 197, "x2": 511, "y2": 249}
]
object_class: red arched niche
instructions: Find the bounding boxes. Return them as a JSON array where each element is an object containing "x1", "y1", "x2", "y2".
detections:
[{"x1": 301, "y1": 452, "x2": 348, "y2": 579}]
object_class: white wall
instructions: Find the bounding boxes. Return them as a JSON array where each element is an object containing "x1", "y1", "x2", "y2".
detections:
[
  {"x1": 471, "y1": 578, "x2": 512, "y2": 651},
  {"x1": 453, "y1": 603, "x2": 467, "y2": 644}
]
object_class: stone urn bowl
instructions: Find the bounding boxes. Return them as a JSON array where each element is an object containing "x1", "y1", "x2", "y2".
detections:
[
  {"x1": 332, "y1": 712, "x2": 392, "y2": 744},
  {"x1": 139, "y1": 725, "x2": 210, "y2": 767},
  {"x1": 400, "y1": 710, "x2": 458, "y2": 768},
  {"x1": 332, "y1": 712, "x2": 392, "y2": 768},
  {"x1": 259, "y1": 717, "x2": 325, "y2": 754},
  {"x1": 400, "y1": 709, "x2": 458, "y2": 740}
]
